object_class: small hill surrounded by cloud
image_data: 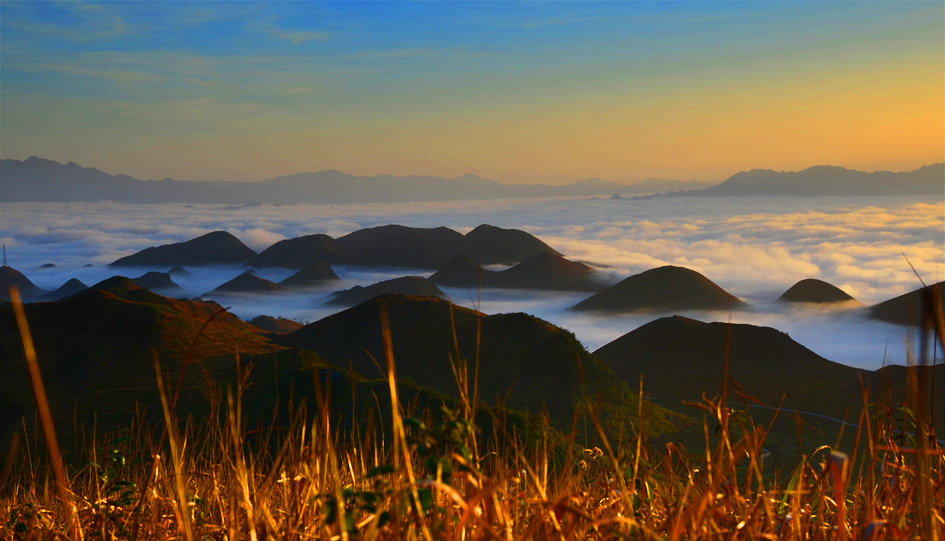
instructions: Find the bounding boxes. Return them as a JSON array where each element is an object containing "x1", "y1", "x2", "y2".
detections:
[
  {"x1": 776, "y1": 278, "x2": 859, "y2": 304},
  {"x1": 571, "y1": 265, "x2": 744, "y2": 313}
]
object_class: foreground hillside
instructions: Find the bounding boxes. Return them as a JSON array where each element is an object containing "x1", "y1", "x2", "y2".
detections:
[
  {"x1": 281, "y1": 294, "x2": 688, "y2": 438},
  {"x1": 594, "y1": 315, "x2": 945, "y2": 436},
  {"x1": 2, "y1": 286, "x2": 941, "y2": 538}
]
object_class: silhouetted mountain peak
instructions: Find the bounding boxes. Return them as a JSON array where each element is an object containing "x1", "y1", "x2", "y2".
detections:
[
  {"x1": 464, "y1": 223, "x2": 559, "y2": 264},
  {"x1": 280, "y1": 261, "x2": 340, "y2": 287},
  {"x1": 869, "y1": 281, "x2": 945, "y2": 327},
  {"x1": 327, "y1": 276, "x2": 445, "y2": 306},
  {"x1": 777, "y1": 278, "x2": 857, "y2": 304},
  {"x1": 572, "y1": 265, "x2": 743, "y2": 313},
  {"x1": 110, "y1": 230, "x2": 256, "y2": 267},
  {"x1": 133, "y1": 271, "x2": 181, "y2": 291},
  {"x1": 210, "y1": 272, "x2": 283, "y2": 294},
  {"x1": 44, "y1": 278, "x2": 89, "y2": 301},
  {"x1": 249, "y1": 233, "x2": 345, "y2": 269},
  {"x1": 89, "y1": 276, "x2": 144, "y2": 295},
  {"x1": 0, "y1": 265, "x2": 45, "y2": 301}
]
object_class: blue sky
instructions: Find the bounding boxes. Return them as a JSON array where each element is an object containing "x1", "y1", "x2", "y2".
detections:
[{"x1": 1, "y1": 1, "x2": 942, "y2": 183}]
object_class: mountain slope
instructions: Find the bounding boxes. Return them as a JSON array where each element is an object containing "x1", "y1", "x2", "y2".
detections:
[
  {"x1": 281, "y1": 294, "x2": 690, "y2": 439},
  {"x1": 869, "y1": 281, "x2": 945, "y2": 327},
  {"x1": 463, "y1": 224, "x2": 560, "y2": 264},
  {"x1": 430, "y1": 252, "x2": 604, "y2": 291},
  {"x1": 429, "y1": 254, "x2": 487, "y2": 288},
  {"x1": 209, "y1": 272, "x2": 284, "y2": 294},
  {"x1": 0, "y1": 277, "x2": 278, "y2": 442},
  {"x1": 326, "y1": 277, "x2": 445, "y2": 306},
  {"x1": 491, "y1": 251, "x2": 604, "y2": 291},
  {"x1": 132, "y1": 271, "x2": 182, "y2": 292},
  {"x1": 593, "y1": 315, "x2": 945, "y2": 432},
  {"x1": 0, "y1": 266, "x2": 45, "y2": 301},
  {"x1": 572, "y1": 265, "x2": 744, "y2": 313},
  {"x1": 248, "y1": 234, "x2": 347, "y2": 268},
  {"x1": 43, "y1": 278, "x2": 89, "y2": 301},
  {"x1": 776, "y1": 278, "x2": 859, "y2": 304},
  {"x1": 280, "y1": 261, "x2": 340, "y2": 287},
  {"x1": 110, "y1": 231, "x2": 256, "y2": 267},
  {"x1": 338, "y1": 225, "x2": 468, "y2": 269}
]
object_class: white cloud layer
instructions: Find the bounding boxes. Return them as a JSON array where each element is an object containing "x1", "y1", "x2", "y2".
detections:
[{"x1": 1, "y1": 194, "x2": 942, "y2": 370}]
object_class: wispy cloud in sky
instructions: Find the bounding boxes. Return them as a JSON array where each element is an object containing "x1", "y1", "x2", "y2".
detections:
[{"x1": 1, "y1": 1, "x2": 942, "y2": 183}]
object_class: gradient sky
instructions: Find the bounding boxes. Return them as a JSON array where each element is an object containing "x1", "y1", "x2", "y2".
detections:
[{"x1": 1, "y1": 1, "x2": 942, "y2": 184}]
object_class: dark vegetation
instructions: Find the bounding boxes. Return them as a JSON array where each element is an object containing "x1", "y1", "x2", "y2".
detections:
[
  {"x1": 2, "y1": 279, "x2": 943, "y2": 538},
  {"x1": 1, "y1": 273, "x2": 944, "y2": 538}
]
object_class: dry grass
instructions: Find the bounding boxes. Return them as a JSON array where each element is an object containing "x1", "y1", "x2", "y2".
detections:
[{"x1": 2, "y1": 285, "x2": 944, "y2": 539}]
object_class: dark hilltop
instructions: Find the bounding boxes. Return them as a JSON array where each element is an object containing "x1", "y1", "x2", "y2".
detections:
[
  {"x1": 326, "y1": 276, "x2": 446, "y2": 306},
  {"x1": 776, "y1": 278, "x2": 859, "y2": 304},
  {"x1": 110, "y1": 231, "x2": 256, "y2": 267},
  {"x1": 571, "y1": 265, "x2": 744, "y2": 313}
]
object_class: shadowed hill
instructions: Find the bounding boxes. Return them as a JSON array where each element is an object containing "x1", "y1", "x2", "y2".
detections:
[
  {"x1": 430, "y1": 252, "x2": 603, "y2": 291},
  {"x1": 43, "y1": 278, "x2": 89, "y2": 301},
  {"x1": 0, "y1": 266, "x2": 45, "y2": 301},
  {"x1": 280, "y1": 261, "x2": 340, "y2": 287},
  {"x1": 869, "y1": 281, "x2": 945, "y2": 327},
  {"x1": 0, "y1": 277, "x2": 278, "y2": 442},
  {"x1": 281, "y1": 294, "x2": 690, "y2": 438},
  {"x1": 463, "y1": 224, "x2": 559, "y2": 264},
  {"x1": 593, "y1": 315, "x2": 945, "y2": 432},
  {"x1": 110, "y1": 231, "x2": 256, "y2": 267},
  {"x1": 248, "y1": 234, "x2": 347, "y2": 269},
  {"x1": 776, "y1": 278, "x2": 859, "y2": 304},
  {"x1": 338, "y1": 225, "x2": 467, "y2": 269},
  {"x1": 133, "y1": 271, "x2": 182, "y2": 292},
  {"x1": 209, "y1": 272, "x2": 284, "y2": 294},
  {"x1": 429, "y1": 254, "x2": 484, "y2": 288},
  {"x1": 327, "y1": 276, "x2": 445, "y2": 306},
  {"x1": 167, "y1": 265, "x2": 190, "y2": 276},
  {"x1": 0, "y1": 281, "x2": 574, "y2": 454},
  {"x1": 249, "y1": 315, "x2": 304, "y2": 333},
  {"x1": 492, "y1": 251, "x2": 604, "y2": 291},
  {"x1": 331, "y1": 224, "x2": 561, "y2": 269},
  {"x1": 572, "y1": 265, "x2": 744, "y2": 313},
  {"x1": 594, "y1": 316, "x2": 861, "y2": 412}
]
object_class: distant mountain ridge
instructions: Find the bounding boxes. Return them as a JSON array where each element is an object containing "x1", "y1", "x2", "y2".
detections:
[
  {"x1": 638, "y1": 164, "x2": 944, "y2": 198},
  {"x1": 4, "y1": 157, "x2": 939, "y2": 204},
  {"x1": 1, "y1": 156, "x2": 698, "y2": 204}
]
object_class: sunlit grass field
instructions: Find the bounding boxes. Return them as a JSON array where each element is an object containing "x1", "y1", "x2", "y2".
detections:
[{"x1": 2, "y1": 289, "x2": 943, "y2": 539}]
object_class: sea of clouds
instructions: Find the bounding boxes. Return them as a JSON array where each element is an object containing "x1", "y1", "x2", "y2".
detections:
[{"x1": 1, "y1": 194, "x2": 942, "y2": 370}]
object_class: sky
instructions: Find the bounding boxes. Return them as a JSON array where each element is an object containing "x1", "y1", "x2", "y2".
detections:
[{"x1": 1, "y1": 1, "x2": 943, "y2": 184}]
